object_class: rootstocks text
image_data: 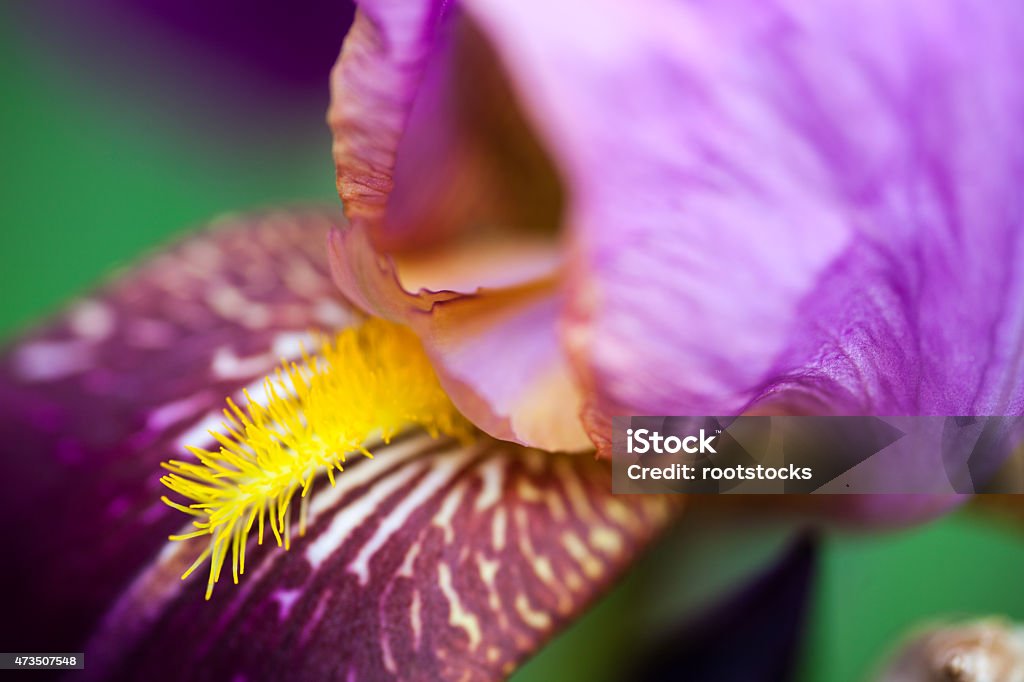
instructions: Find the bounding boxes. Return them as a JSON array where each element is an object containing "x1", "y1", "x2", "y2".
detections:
[
  {"x1": 611, "y1": 415, "x2": 1024, "y2": 494},
  {"x1": 625, "y1": 428, "x2": 813, "y2": 482}
]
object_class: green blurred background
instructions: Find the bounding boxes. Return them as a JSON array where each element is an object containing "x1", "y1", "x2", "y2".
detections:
[{"x1": 2, "y1": 5, "x2": 1022, "y2": 681}]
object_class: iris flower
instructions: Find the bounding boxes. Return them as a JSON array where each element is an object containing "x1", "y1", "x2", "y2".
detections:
[{"x1": 2, "y1": 0, "x2": 1022, "y2": 680}]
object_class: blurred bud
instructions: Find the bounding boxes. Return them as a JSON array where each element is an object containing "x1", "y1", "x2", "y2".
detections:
[{"x1": 876, "y1": 619, "x2": 1024, "y2": 682}]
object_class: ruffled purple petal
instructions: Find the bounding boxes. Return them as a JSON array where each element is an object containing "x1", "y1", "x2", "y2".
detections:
[
  {"x1": 329, "y1": 0, "x2": 1024, "y2": 463},
  {"x1": 458, "y1": 0, "x2": 1024, "y2": 433},
  {"x1": 328, "y1": 0, "x2": 563, "y2": 253}
]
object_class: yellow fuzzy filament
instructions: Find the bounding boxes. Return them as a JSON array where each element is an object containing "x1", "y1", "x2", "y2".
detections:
[{"x1": 160, "y1": 318, "x2": 468, "y2": 599}]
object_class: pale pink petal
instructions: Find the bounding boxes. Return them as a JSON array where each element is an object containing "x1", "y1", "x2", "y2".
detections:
[{"x1": 328, "y1": 225, "x2": 591, "y2": 451}]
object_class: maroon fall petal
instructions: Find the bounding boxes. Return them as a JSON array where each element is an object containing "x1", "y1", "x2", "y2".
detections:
[
  {"x1": 84, "y1": 435, "x2": 679, "y2": 681},
  {"x1": 0, "y1": 207, "x2": 681, "y2": 680},
  {"x1": 0, "y1": 207, "x2": 350, "y2": 651}
]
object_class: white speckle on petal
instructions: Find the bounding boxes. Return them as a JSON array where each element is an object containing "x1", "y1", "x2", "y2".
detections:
[
  {"x1": 13, "y1": 340, "x2": 94, "y2": 382},
  {"x1": 273, "y1": 588, "x2": 302, "y2": 620},
  {"x1": 313, "y1": 298, "x2": 354, "y2": 328},
  {"x1": 69, "y1": 300, "x2": 115, "y2": 340},
  {"x1": 272, "y1": 332, "x2": 315, "y2": 360},
  {"x1": 210, "y1": 347, "x2": 269, "y2": 380}
]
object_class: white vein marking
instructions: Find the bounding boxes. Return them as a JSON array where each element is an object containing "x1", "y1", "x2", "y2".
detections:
[
  {"x1": 397, "y1": 542, "x2": 421, "y2": 579},
  {"x1": 515, "y1": 593, "x2": 552, "y2": 631},
  {"x1": 305, "y1": 434, "x2": 437, "y2": 524},
  {"x1": 474, "y1": 457, "x2": 505, "y2": 511},
  {"x1": 562, "y1": 532, "x2": 604, "y2": 580},
  {"x1": 175, "y1": 334, "x2": 313, "y2": 449},
  {"x1": 557, "y1": 458, "x2": 598, "y2": 523},
  {"x1": 491, "y1": 508, "x2": 507, "y2": 551},
  {"x1": 172, "y1": 411, "x2": 224, "y2": 451},
  {"x1": 381, "y1": 624, "x2": 400, "y2": 675},
  {"x1": 283, "y1": 259, "x2": 327, "y2": 297},
  {"x1": 438, "y1": 564, "x2": 482, "y2": 650},
  {"x1": 305, "y1": 460, "x2": 428, "y2": 570},
  {"x1": 411, "y1": 588, "x2": 423, "y2": 652},
  {"x1": 147, "y1": 393, "x2": 213, "y2": 433},
  {"x1": 271, "y1": 331, "x2": 316, "y2": 359},
  {"x1": 477, "y1": 555, "x2": 501, "y2": 612},
  {"x1": 432, "y1": 482, "x2": 468, "y2": 544},
  {"x1": 210, "y1": 346, "x2": 275, "y2": 380},
  {"x1": 349, "y1": 446, "x2": 473, "y2": 585}
]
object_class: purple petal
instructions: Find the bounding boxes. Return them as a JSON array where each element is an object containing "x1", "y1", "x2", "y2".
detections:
[
  {"x1": 83, "y1": 436, "x2": 679, "y2": 680},
  {"x1": 0, "y1": 208, "x2": 350, "y2": 650},
  {"x1": 328, "y1": 0, "x2": 562, "y2": 253},
  {"x1": 458, "y1": 0, "x2": 1024, "y2": 429},
  {"x1": 0, "y1": 207, "x2": 681, "y2": 679},
  {"x1": 328, "y1": 0, "x2": 1024, "y2": 464}
]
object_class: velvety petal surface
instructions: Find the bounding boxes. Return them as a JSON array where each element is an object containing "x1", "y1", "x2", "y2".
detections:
[
  {"x1": 457, "y1": 0, "x2": 1024, "y2": 441},
  {"x1": 0, "y1": 208, "x2": 351, "y2": 650},
  {"x1": 85, "y1": 434, "x2": 679, "y2": 681},
  {"x1": 0, "y1": 208, "x2": 681, "y2": 680}
]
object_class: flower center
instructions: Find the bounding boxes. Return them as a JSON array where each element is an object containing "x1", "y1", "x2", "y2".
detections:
[{"x1": 160, "y1": 318, "x2": 469, "y2": 599}]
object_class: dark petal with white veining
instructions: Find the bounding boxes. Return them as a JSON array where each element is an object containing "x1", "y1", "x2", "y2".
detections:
[
  {"x1": 85, "y1": 435, "x2": 679, "y2": 681},
  {"x1": 0, "y1": 207, "x2": 348, "y2": 651},
  {"x1": 0, "y1": 207, "x2": 681, "y2": 680}
]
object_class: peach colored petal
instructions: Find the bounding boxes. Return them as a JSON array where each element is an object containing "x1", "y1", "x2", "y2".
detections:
[
  {"x1": 328, "y1": 225, "x2": 591, "y2": 452},
  {"x1": 328, "y1": 1, "x2": 585, "y2": 450}
]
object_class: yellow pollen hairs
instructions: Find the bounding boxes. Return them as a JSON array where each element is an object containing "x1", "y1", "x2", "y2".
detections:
[{"x1": 160, "y1": 318, "x2": 468, "y2": 599}]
